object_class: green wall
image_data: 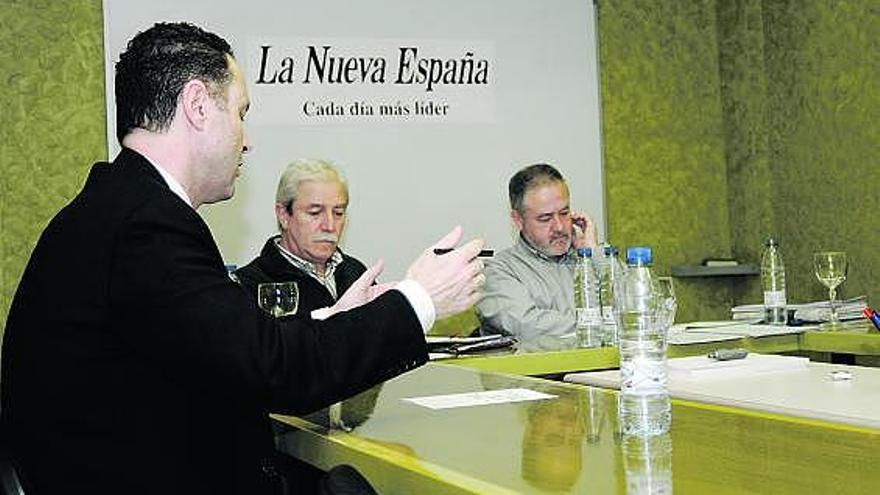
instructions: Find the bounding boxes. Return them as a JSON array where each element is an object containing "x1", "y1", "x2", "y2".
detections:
[
  {"x1": 1, "y1": 0, "x2": 877, "y2": 337},
  {"x1": 716, "y1": 0, "x2": 776, "y2": 311},
  {"x1": 1, "y1": 0, "x2": 107, "y2": 331},
  {"x1": 716, "y1": 0, "x2": 879, "y2": 312},
  {"x1": 598, "y1": 0, "x2": 877, "y2": 321},
  {"x1": 761, "y1": 0, "x2": 879, "y2": 306},
  {"x1": 598, "y1": 0, "x2": 735, "y2": 322}
]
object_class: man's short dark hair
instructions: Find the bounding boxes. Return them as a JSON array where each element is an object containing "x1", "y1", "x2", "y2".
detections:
[
  {"x1": 115, "y1": 22, "x2": 234, "y2": 143},
  {"x1": 508, "y1": 163, "x2": 566, "y2": 214}
]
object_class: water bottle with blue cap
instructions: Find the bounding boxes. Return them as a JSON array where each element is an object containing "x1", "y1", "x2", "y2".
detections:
[
  {"x1": 599, "y1": 244, "x2": 625, "y2": 346},
  {"x1": 573, "y1": 247, "x2": 602, "y2": 348},
  {"x1": 617, "y1": 246, "x2": 671, "y2": 436}
]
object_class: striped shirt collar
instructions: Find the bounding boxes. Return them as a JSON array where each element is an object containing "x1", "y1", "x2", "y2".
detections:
[{"x1": 273, "y1": 238, "x2": 344, "y2": 299}]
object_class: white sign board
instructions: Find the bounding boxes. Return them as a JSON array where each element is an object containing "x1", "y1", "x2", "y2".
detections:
[{"x1": 103, "y1": 0, "x2": 604, "y2": 280}]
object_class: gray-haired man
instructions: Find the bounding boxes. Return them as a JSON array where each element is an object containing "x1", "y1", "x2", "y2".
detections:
[{"x1": 235, "y1": 158, "x2": 367, "y2": 313}]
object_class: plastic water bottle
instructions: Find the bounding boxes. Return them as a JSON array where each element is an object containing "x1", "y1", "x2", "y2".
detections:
[
  {"x1": 617, "y1": 246, "x2": 670, "y2": 436},
  {"x1": 574, "y1": 247, "x2": 602, "y2": 348},
  {"x1": 761, "y1": 238, "x2": 787, "y2": 326},
  {"x1": 622, "y1": 432, "x2": 673, "y2": 494},
  {"x1": 599, "y1": 245, "x2": 625, "y2": 346}
]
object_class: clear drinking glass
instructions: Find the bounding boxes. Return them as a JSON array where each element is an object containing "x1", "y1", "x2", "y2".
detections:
[
  {"x1": 257, "y1": 281, "x2": 299, "y2": 317},
  {"x1": 813, "y1": 252, "x2": 847, "y2": 330}
]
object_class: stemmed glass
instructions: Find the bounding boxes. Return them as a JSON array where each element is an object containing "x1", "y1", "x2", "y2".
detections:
[
  {"x1": 257, "y1": 281, "x2": 299, "y2": 317},
  {"x1": 813, "y1": 252, "x2": 847, "y2": 330}
]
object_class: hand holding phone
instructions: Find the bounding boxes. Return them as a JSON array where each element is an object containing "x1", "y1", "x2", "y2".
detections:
[{"x1": 571, "y1": 211, "x2": 597, "y2": 249}]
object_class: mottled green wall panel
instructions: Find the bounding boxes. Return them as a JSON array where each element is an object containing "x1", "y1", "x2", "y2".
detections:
[
  {"x1": 597, "y1": 1, "x2": 734, "y2": 321},
  {"x1": 0, "y1": 0, "x2": 106, "y2": 335},
  {"x1": 762, "y1": 0, "x2": 879, "y2": 306},
  {"x1": 716, "y1": 0, "x2": 774, "y2": 307}
]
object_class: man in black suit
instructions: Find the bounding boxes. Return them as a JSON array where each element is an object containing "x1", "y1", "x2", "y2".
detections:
[
  {"x1": 0, "y1": 22, "x2": 485, "y2": 495},
  {"x1": 235, "y1": 158, "x2": 368, "y2": 314}
]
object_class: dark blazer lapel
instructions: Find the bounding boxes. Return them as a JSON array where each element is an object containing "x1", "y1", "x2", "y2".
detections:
[
  {"x1": 113, "y1": 147, "x2": 225, "y2": 266},
  {"x1": 114, "y1": 147, "x2": 169, "y2": 188}
]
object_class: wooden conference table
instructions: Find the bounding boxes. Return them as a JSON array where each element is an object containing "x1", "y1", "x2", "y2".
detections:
[
  {"x1": 565, "y1": 358, "x2": 880, "y2": 429},
  {"x1": 273, "y1": 363, "x2": 880, "y2": 494},
  {"x1": 446, "y1": 326, "x2": 880, "y2": 376}
]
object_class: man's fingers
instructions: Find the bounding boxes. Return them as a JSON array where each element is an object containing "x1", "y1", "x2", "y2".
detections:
[
  {"x1": 572, "y1": 211, "x2": 593, "y2": 231},
  {"x1": 466, "y1": 273, "x2": 486, "y2": 298},
  {"x1": 584, "y1": 216, "x2": 594, "y2": 229},
  {"x1": 457, "y1": 238, "x2": 485, "y2": 260},
  {"x1": 368, "y1": 282, "x2": 395, "y2": 300},
  {"x1": 464, "y1": 291, "x2": 483, "y2": 307},
  {"x1": 357, "y1": 259, "x2": 385, "y2": 287},
  {"x1": 454, "y1": 291, "x2": 483, "y2": 314},
  {"x1": 455, "y1": 264, "x2": 485, "y2": 299},
  {"x1": 429, "y1": 225, "x2": 464, "y2": 251},
  {"x1": 464, "y1": 258, "x2": 483, "y2": 278}
]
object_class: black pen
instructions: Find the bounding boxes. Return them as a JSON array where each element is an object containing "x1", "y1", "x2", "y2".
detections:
[{"x1": 433, "y1": 248, "x2": 494, "y2": 257}]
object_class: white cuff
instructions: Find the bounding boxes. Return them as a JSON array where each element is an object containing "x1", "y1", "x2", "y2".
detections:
[
  {"x1": 395, "y1": 279, "x2": 436, "y2": 333},
  {"x1": 310, "y1": 307, "x2": 334, "y2": 320}
]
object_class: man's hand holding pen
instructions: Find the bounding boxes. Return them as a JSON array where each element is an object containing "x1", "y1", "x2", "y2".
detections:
[{"x1": 407, "y1": 226, "x2": 486, "y2": 319}]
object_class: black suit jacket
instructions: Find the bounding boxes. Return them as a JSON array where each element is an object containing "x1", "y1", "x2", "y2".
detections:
[
  {"x1": 234, "y1": 236, "x2": 367, "y2": 313},
  {"x1": 0, "y1": 148, "x2": 427, "y2": 495}
]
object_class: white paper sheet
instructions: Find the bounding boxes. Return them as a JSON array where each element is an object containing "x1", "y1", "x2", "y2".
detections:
[
  {"x1": 668, "y1": 330, "x2": 743, "y2": 345},
  {"x1": 403, "y1": 388, "x2": 556, "y2": 410},
  {"x1": 673, "y1": 321, "x2": 810, "y2": 338},
  {"x1": 668, "y1": 354, "x2": 809, "y2": 380}
]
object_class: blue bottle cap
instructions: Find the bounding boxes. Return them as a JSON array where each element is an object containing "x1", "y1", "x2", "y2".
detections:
[
  {"x1": 626, "y1": 246, "x2": 652, "y2": 265},
  {"x1": 577, "y1": 247, "x2": 593, "y2": 257},
  {"x1": 603, "y1": 245, "x2": 619, "y2": 256}
]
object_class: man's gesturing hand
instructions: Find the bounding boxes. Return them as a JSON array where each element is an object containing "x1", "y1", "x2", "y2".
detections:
[
  {"x1": 330, "y1": 259, "x2": 394, "y2": 315},
  {"x1": 405, "y1": 226, "x2": 486, "y2": 319}
]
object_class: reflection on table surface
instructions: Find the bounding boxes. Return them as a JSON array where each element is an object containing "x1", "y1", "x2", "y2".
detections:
[
  {"x1": 273, "y1": 364, "x2": 880, "y2": 494},
  {"x1": 622, "y1": 433, "x2": 672, "y2": 495}
]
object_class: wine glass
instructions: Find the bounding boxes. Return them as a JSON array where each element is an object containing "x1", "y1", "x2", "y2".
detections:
[
  {"x1": 257, "y1": 281, "x2": 299, "y2": 317},
  {"x1": 813, "y1": 251, "x2": 847, "y2": 330}
]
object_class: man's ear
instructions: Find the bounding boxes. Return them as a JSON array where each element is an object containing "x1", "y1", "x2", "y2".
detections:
[
  {"x1": 511, "y1": 209, "x2": 525, "y2": 231},
  {"x1": 274, "y1": 202, "x2": 289, "y2": 229},
  {"x1": 180, "y1": 79, "x2": 211, "y2": 131}
]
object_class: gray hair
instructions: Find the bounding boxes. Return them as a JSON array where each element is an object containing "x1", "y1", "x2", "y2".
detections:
[
  {"x1": 508, "y1": 163, "x2": 566, "y2": 214},
  {"x1": 276, "y1": 158, "x2": 349, "y2": 210}
]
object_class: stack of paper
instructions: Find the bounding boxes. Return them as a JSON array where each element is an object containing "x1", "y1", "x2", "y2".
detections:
[
  {"x1": 731, "y1": 296, "x2": 867, "y2": 323},
  {"x1": 668, "y1": 321, "x2": 749, "y2": 345},
  {"x1": 667, "y1": 320, "x2": 806, "y2": 344},
  {"x1": 791, "y1": 297, "x2": 867, "y2": 322},
  {"x1": 667, "y1": 330, "x2": 743, "y2": 345}
]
